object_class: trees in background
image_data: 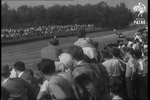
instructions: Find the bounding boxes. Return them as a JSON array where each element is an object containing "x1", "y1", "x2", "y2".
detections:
[{"x1": 1, "y1": 1, "x2": 138, "y2": 29}]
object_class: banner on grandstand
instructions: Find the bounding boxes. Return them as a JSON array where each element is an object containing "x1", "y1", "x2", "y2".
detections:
[{"x1": 133, "y1": 2, "x2": 146, "y2": 25}]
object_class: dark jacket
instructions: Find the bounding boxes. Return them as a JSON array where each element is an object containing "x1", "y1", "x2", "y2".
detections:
[
  {"x1": 20, "y1": 72, "x2": 40, "y2": 96},
  {"x1": 1, "y1": 87, "x2": 10, "y2": 100},
  {"x1": 71, "y1": 61, "x2": 110, "y2": 100},
  {"x1": 2, "y1": 78, "x2": 36, "y2": 100}
]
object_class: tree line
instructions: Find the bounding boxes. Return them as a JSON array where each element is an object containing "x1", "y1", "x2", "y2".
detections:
[{"x1": 1, "y1": 1, "x2": 148, "y2": 29}]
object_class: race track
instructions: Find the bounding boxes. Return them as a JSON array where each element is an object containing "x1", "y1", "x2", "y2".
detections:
[{"x1": 2, "y1": 28, "x2": 139, "y2": 70}]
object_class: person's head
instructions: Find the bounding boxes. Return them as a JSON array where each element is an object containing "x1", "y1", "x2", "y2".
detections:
[
  {"x1": 93, "y1": 41, "x2": 99, "y2": 49},
  {"x1": 14, "y1": 61, "x2": 26, "y2": 76},
  {"x1": 25, "y1": 69, "x2": 34, "y2": 76},
  {"x1": 68, "y1": 45, "x2": 84, "y2": 66},
  {"x1": 101, "y1": 50, "x2": 113, "y2": 60},
  {"x1": 34, "y1": 71, "x2": 44, "y2": 85},
  {"x1": 49, "y1": 38, "x2": 59, "y2": 46},
  {"x1": 110, "y1": 47, "x2": 121, "y2": 59},
  {"x1": 37, "y1": 59, "x2": 55, "y2": 80},
  {"x1": 143, "y1": 44, "x2": 148, "y2": 50},
  {"x1": 134, "y1": 50, "x2": 142, "y2": 60},
  {"x1": 119, "y1": 42, "x2": 123, "y2": 46},
  {"x1": 76, "y1": 28, "x2": 86, "y2": 38},
  {"x1": 126, "y1": 48, "x2": 135, "y2": 58},
  {"x1": 121, "y1": 47, "x2": 128, "y2": 56},
  {"x1": 110, "y1": 86, "x2": 120, "y2": 97},
  {"x1": 1, "y1": 65, "x2": 11, "y2": 80}
]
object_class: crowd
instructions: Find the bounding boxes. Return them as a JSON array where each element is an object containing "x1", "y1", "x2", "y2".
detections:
[
  {"x1": 1, "y1": 24, "x2": 100, "y2": 42},
  {"x1": 2, "y1": 27, "x2": 148, "y2": 100}
]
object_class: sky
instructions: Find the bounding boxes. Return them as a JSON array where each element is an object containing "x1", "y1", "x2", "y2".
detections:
[{"x1": 1, "y1": 0, "x2": 148, "y2": 11}]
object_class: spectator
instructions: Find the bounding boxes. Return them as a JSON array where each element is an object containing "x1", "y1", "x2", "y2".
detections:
[
  {"x1": 68, "y1": 45, "x2": 110, "y2": 100},
  {"x1": 41, "y1": 38, "x2": 63, "y2": 61},
  {"x1": 25, "y1": 69, "x2": 34, "y2": 76},
  {"x1": 74, "y1": 28, "x2": 97, "y2": 49},
  {"x1": 59, "y1": 53, "x2": 74, "y2": 71},
  {"x1": 54, "y1": 61, "x2": 65, "y2": 72},
  {"x1": 120, "y1": 47, "x2": 129, "y2": 62},
  {"x1": 34, "y1": 71, "x2": 44, "y2": 87},
  {"x1": 132, "y1": 41, "x2": 140, "y2": 50},
  {"x1": 134, "y1": 32, "x2": 143, "y2": 42},
  {"x1": 125, "y1": 48, "x2": 139, "y2": 100},
  {"x1": 82, "y1": 46, "x2": 98, "y2": 62},
  {"x1": 102, "y1": 48, "x2": 124, "y2": 77},
  {"x1": 118, "y1": 41, "x2": 123, "y2": 49},
  {"x1": 37, "y1": 80, "x2": 50, "y2": 100},
  {"x1": 14, "y1": 61, "x2": 40, "y2": 95},
  {"x1": 102, "y1": 48, "x2": 125, "y2": 98},
  {"x1": 37, "y1": 59, "x2": 71, "y2": 100},
  {"x1": 1, "y1": 87, "x2": 10, "y2": 100},
  {"x1": 110, "y1": 85, "x2": 123, "y2": 100},
  {"x1": 1, "y1": 65, "x2": 37, "y2": 100},
  {"x1": 134, "y1": 50, "x2": 147, "y2": 100}
]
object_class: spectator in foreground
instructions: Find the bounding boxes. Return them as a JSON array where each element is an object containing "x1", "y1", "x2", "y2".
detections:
[
  {"x1": 125, "y1": 48, "x2": 138, "y2": 100},
  {"x1": 59, "y1": 53, "x2": 74, "y2": 71},
  {"x1": 54, "y1": 61, "x2": 65, "y2": 72},
  {"x1": 68, "y1": 45, "x2": 110, "y2": 100},
  {"x1": 102, "y1": 47, "x2": 126, "y2": 99},
  {"x1": 1, "y1": 65, "x2": 36, "y2": 100},
  {"x1": 37, "y1": 59, "x2": 71, "y2": 100},
  {"x1": 41, "y1": 38, "x2": 63, "y2": 61},
  {"x1": 1, "y1": 87, "x2": 10, "y2": 100},
  {"x1": 74, "y1": 28, "x2": 99, "y2": 62},
  {"x1": 14, "y1": 61, "x2": 40, "y2": 95},
  {"x1": 134, "y1": 50, "x2": 147, "y2": 100}
]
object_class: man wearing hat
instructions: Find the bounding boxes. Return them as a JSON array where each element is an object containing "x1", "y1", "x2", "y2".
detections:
[
  {"x1": 41, "y1": 38, "x2": 63, "y2": 61},
  {"x1": 1, "y1": 65, "x2": 37, "y2": 100}
]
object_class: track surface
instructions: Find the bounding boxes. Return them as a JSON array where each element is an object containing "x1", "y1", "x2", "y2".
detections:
[{"x1": 2, "y1": 28, "x2": 140, "y2": 70}]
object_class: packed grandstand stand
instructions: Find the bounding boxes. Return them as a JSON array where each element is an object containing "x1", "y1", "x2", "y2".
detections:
[{"x1": 1, "y1": 24, "x2": 101, "y2": 41}]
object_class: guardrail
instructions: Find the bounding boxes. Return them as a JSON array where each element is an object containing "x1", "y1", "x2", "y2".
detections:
[{"x1": 2, "y1": 29, "x2": 106, "y2": 46}]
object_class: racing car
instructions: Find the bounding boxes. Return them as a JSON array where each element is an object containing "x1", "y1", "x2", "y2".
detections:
[
  {"x1": 119, "y1": 34, "x2": 126, "y2": 38},
  {"x1": 116, "y1": 32, "x2": 123, "y2": 35}
]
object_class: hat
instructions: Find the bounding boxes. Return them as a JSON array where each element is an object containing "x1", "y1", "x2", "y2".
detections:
[
  {"x1": 49, "y1": 38, "x2": 59, "y2": 46},
  {"x1": 1, "y1": 65, "x2": 10, "y2": 74}
]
